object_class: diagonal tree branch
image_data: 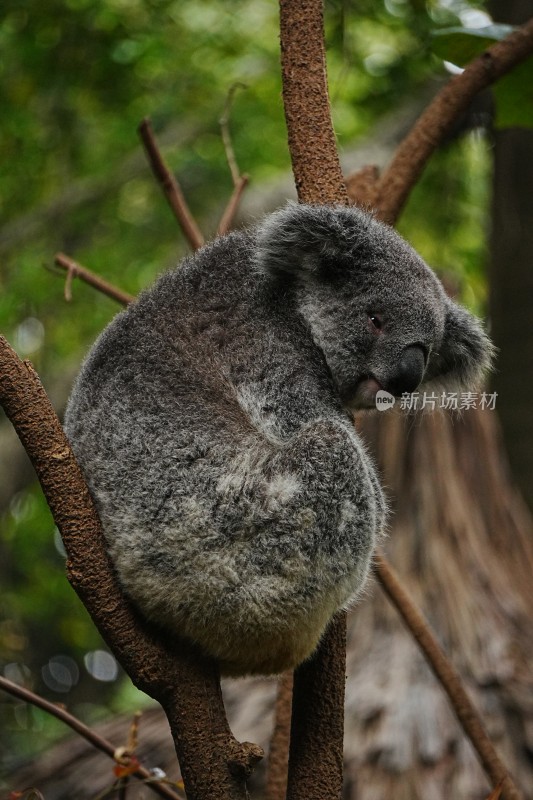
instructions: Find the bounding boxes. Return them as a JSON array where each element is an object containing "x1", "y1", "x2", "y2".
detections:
[
  {"x1": 375, "y1": 16, "x2": 533, "y2": 225},
  {"x1": 25, "y1": 9, "x2": 533, "y2": 800},
  {"x1": 54, "y1": 253, "x2": 135, "y2": 306},
  {"x1": 278, "y1": 3, "x2": 532, "y2": 800},
  {"x1": 138, "y1": 118, "x2": 205, "y2": 251},
  {"x1": 373, "y1": 553, "x2": 522, "y2": 800},
  {"x1": 0, "y1": 676, "x2": 182, "y2": 800},
  {"x1": 0, "y1": 335, "x2": 262, "y2": 800}
]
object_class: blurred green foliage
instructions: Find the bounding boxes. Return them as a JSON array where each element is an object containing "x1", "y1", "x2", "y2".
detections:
[{"x1": 0, "y1": 0, "x2": 496, "y2": 775}]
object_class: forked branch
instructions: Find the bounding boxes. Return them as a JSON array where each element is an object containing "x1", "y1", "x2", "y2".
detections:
[
  {"x1": 0, "y1": 336, "x2": 262, "y2": 800},
  {"x1": 54, "y1": 253, "x2": 135, "y2": 306}
]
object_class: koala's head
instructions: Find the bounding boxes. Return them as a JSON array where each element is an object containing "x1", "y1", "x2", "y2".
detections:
[{"x1": 254, "y1": 203, "x2": 494, "y2": 411}]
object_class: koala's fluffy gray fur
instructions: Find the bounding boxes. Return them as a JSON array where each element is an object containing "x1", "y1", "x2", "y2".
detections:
[{"x1": 64, "y1": 203, "x2": 493, "y2": 676}]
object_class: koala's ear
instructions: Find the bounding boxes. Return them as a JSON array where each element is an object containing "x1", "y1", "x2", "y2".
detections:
[
  {"x1": 427, "y1": 300, "x2": 495, "y2": 389},
  {"x1": 253, "y1": 202, "x2": 366, "y2": 278}
]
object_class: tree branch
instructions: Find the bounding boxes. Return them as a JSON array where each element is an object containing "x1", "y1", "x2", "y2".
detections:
[
  {"x1": 285, "y1": 615, "x2": 346, "y2": 800},
  {"x1": 375, "y1": 17, "x2": 533, "y2": 225},
  {"x1": 363, "y1": 24, "x2": 533, "y2": 800},
  {"x1": 31, "y1": 14, "x2": 533, "y2": 800},
  {"x1": 279, "y1": 1, "x2": 349, "y2": 797},
  {"x1": 264, "y1": 671, "x2": 293, "y2": 800},
  {"x1": 217, "y1": 175, "x2": 250, "y2": 237},
  {"x1": 0, "y1": 335, "x2": 262, "y2": 800},
  {"x1": 54, "y1": 253, "x2": 135, "y2": 306},
  {"x1": 279, "y1": 0, "x2": 349, "y2": 206},
  {"x1": 219, "y1": 83, "x2": 248, "y2": 187},
  {"x1": 138, "y1": 118, "x2": 205, "y2": 250},
  {"x1": 373, "y1": 553, "x2": 523, "y2": 800},
  {"x1": 279, "y1": 5, "x2": 532, "y2": 800},
  {"x1": 0, "y1": 676, "x2": 182, "y2": 800}
]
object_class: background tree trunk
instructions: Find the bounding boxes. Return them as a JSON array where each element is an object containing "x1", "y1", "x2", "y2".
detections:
[{"x1": 488, "y1": 0, "x2": 533, "y2": 511}]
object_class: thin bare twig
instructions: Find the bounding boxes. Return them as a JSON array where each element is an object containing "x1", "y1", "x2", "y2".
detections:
[
  {"x1": 373, "y1": 553, "x2": 523, "y2": 800},
  {"x1": 118, "y1": 778, "x2": 130, "y2": 800},
  {"x1": 138, "y1": 118, "x2": 204, "y2": 250},
  {"x1": 216, "y1": 175, "x2": 249, "y2": 237},
  {"x1": 0, "y1": 676, "x2": 182, "y2": 800},
  {"x1": 54, "y1": 253, "x2": 135, "y2": 306},
  {"x1": 219, "y1": 82, "x2": 248, "y2": 187},
  {"x1": 375, "y1": 16, "x2": 533, "y2": 224}
]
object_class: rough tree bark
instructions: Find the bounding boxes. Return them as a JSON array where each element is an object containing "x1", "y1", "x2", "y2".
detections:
[
  {"x1": 279, "y1": 1, "x2": 349, "y2": 799},
  {"x1": 0, "y1": 341, "x2": 263, "y2": 800}
]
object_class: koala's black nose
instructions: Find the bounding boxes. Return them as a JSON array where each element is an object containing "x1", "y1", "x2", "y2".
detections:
[{"x1": 388, "y1": 345, "x2": 426, "y2": 395}]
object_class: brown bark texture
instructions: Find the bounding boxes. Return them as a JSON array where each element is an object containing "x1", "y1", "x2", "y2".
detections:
[
  {"x1": 285, "y1": 615, "x2": 347, "y2": 800},
  {"x1": 264, "y1": 672, "x2": 293, "y2": 800},
  {"x1": 278, "y1": 4, "x2": 533, "y2": 799},
  {"x1": 279, "y1": 1, "x2": 350, "y2": 798},
  {"x1": 0, "y1": 335, "x2": 263, "y2": 800},
  {"x1": 279, "y1": 0, "x2": 349, "y2": 206},
  {"x1": 3, "y1": 5, "x2": 533, "y2": 800}
]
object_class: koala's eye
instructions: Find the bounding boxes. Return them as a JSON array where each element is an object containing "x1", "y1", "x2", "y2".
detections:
[{"x1": 368, "y1": 314, "x2": 383, "y2": 332}]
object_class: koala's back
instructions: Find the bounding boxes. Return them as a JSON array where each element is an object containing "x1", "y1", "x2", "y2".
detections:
[{"x1": 65, "y1": 227, "x2": 382, "y2": 676}]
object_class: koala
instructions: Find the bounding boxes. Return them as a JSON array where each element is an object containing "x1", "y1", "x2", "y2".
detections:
[{"x1": 64, "y1": 203, "x2": 493, "y2": 677}]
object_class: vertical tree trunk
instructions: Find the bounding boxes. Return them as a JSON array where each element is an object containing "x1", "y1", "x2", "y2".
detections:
[{"x1": 488, "y1": 0, "x2": 533, "y2": 511}]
